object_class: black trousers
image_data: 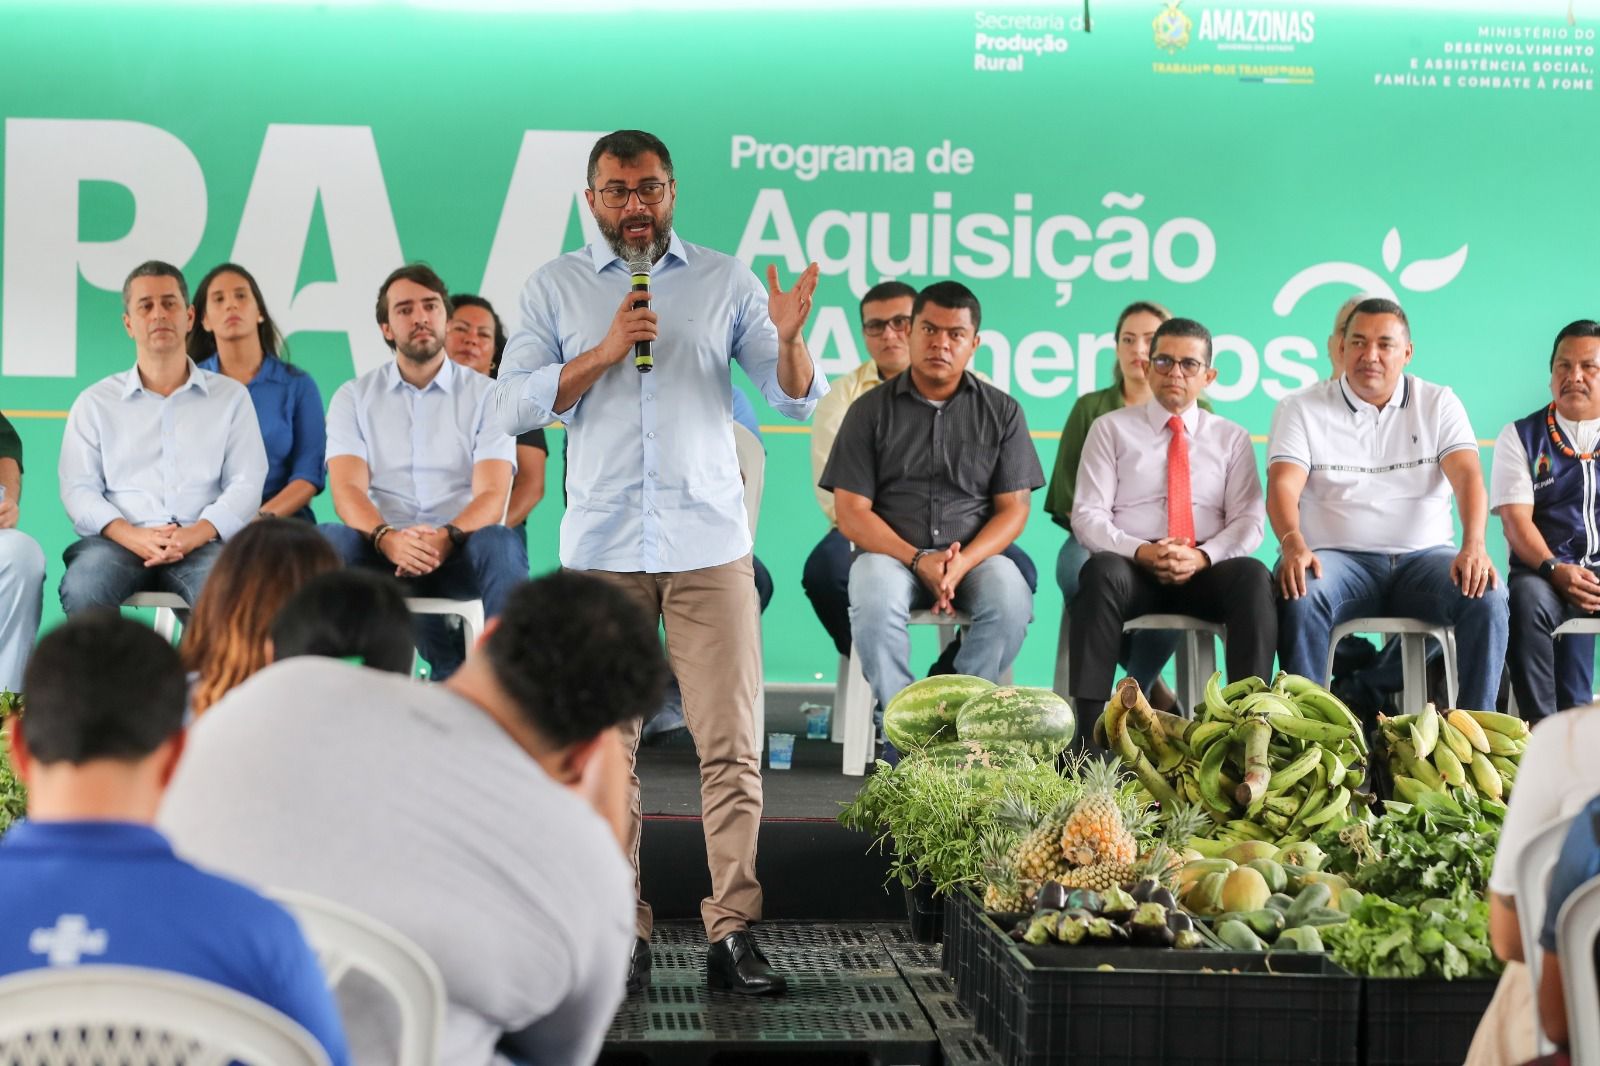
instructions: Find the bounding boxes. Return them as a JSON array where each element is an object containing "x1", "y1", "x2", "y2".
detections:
[{"x1": 1069, "y1": 551, "x2": 1277, "y2": 706}]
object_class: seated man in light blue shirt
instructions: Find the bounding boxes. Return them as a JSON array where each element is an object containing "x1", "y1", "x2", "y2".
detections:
[
  {"x1": 57, "y1": 260, "x2": 267, "y2": 615},
  {"x1": 322, "y1": 263, "x2": 522, "y2": 681},
  {"x1": 0, "y1": 612, "x2": 349, "y2": 1064},
  {"x1": 495, "y1": 129, "x2": 826, "y2": 997}
]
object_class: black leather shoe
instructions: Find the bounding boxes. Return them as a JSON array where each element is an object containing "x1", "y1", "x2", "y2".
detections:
[
  {"x1": 626, "y1": 936, "x2": 651, "y2": 995},
  {"x1": 706, "y1": 930, "x2": 787, "y2": 995}
]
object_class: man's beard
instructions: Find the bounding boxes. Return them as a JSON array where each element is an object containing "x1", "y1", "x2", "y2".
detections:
[
  {"x1": 598, "y1": 207, "x2": 674, "y2": 265},
  {"x1": 396, "y1": 330, "x2": 442, "y2": 363}
]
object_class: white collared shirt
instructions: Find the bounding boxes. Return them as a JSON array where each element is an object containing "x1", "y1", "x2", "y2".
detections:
[
  {"x1": 325, "y1": 357, "x2": 515, "y2": 528},
  {"x1": 1072, "y1": 399, "x2": 1264, "y2": 563},
  {"x1": 58, "y1": 361, "x2": 267, "y2": 540},
  {"x1": 1490, "y1": 410, "x2": 1600, "y2": 509},
  {"x1": 1267, "y1": 374, "x2": 1477, "y2": 553}
]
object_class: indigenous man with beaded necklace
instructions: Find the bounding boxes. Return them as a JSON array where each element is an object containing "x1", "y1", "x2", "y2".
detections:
[{"x1": 1491, "y1": 320, "x2": 1600, "y2": 721}]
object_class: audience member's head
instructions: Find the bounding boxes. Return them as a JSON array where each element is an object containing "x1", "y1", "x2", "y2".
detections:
[
  {"x1": 446, "y1": 293, "x2": 506, "y2": 378},
  {"x1": 858, "y1": 280, "x2": 917, "y2": 379},
  {"x1": 1327, "y1": 293, "x2": 1368, "y2": 379},
  {"x1": 270, "y1": 570, "x2": 416, "y2": 675},
  {"x1": 1112, "y1": 300, "x2": 1172, "y2": 387},
  {"x1": 465, "y1": 571, "x2": 667, "y2": 780},
  {"x1": 121, "y1": 260, "x2": 194, "y2": 362},
  {"x1": 375, "y1": 263, "x2": 451, "y2": 358},
  {"x1": 12, "y1": 613, "x2": 188, "y2": 819},
  {"x1": 182, "y1": 520, "x2": 340, "y2": 715},
  {"x1": 188, "y1": 262, "x2": 289, "y2": 363}
]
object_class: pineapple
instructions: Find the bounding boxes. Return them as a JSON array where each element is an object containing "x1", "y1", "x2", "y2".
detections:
[
  {"x1": 979, "y1": 831, "x2": 1030, "y2": 912},
  {"x1": 1053, "y1": 861, "x2": 1140, "y2": 891},
  {"x1": 1146, "y1": 803, "x2": 1212, "y2": 880},
  {"x1": 1060, "y1": 760, "x2": 1138, "y2": 867},
  {"x1": 997, "y1": 790, "x2": 1074, "y2": 885}
]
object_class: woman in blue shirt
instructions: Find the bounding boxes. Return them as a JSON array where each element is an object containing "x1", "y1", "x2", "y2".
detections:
[{"x1": 188, "y1": 263, "x2": 325, "y2": 521}]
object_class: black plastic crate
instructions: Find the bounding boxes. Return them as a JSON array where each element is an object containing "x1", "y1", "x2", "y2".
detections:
[
  {"x1": 946, "y1": 890, "x2": 1361, "y2": 1066},
  {"x1": 904, "y1": 881, "x2": 945, "y2": 944},
  {"x1": 1362, "y1": 975, "x2": 1498, "y2": 1066}
]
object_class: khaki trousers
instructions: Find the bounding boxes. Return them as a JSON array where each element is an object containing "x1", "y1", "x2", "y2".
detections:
[{"x1": 585, "y1": 556, "x2": 764, "y2": 943}]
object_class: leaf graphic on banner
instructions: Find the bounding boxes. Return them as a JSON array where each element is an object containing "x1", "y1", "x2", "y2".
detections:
[
  {"x1": 1398, "y1": 244, "x2": 1468, "y2": 292},
  {"x1": 1382, "y1": 228, "x2": 1402, "y2": 273}
]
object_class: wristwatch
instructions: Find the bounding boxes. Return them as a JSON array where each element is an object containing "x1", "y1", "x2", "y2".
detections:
[
  {"x1": 1539, "y1": 557, "x2": 1560, "y2": 579},
  {"x1": 443, "y1": 524, "x2": 468, "y2": 549}
]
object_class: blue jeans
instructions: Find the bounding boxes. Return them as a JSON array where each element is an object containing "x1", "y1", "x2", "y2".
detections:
[
  {"x1": 808, "y1": 530, "x2": 1040, "y2": 658},
  {"x1": 0, "y1": 531, "x2": 45, "y2": 691},
  {"x1": 320, "y1": 523, "x2": 527, "y2": 680},
  {"x1": 1276, "y1": 546, "x2": 1509, "y2": 711},
  {"x1": 848, "y1": 551, "x2": 1033, "y2": 712},
  {"x1": 1507, "y1": 570, "x2": 1596, "y2": 722},
  {"x1": 1056, "y1": 533, "x2": 1176, "y2": 691},
  {"x1": 59, "y1": 535, "x2": 224, "y2": 616}
]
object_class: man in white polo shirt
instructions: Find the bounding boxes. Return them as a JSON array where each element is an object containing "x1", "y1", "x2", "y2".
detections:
[{"x1": 1268, "y1": 297, "x2": 1508, "y2": 711}]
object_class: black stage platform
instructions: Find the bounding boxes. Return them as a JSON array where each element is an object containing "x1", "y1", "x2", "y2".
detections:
[{"x1": 603, "y1": 735, "x2": 1006, "y2": 1064}]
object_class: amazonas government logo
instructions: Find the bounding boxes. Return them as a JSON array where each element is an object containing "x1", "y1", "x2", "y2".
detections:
[{"x1": 1154, "y1": 1, "x2": 1193, "y2": 53}]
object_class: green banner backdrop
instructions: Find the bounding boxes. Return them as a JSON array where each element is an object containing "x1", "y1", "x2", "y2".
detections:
[{"x1": 2, "y1": 0, "x2": 1596, "y2": 685}]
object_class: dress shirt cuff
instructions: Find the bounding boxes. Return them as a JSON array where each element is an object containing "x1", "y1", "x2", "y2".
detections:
[
  {"x1": 72, "y1": 498, "x2": 126, "y2": 540},
  {"x1": 760, "y1": 363, "x2": 826, "y2": 421},
  {"x1": 527, "y1": 365, "x2": 575, "y2": 427},
  {"x1": 198, "y1": 502, "x2": 249, "y2": 542},
  {"x1": 1076, "y1": 520, "x2": 1143, "y2": 561},
  {"x1": 1196, "y1": 537, "x2": 1242, "y2": 566}
]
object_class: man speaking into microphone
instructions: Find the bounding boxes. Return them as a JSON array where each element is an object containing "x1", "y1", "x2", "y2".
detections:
[{"x1": 496, "y1": 130, "x2": 826, "y2": 997}]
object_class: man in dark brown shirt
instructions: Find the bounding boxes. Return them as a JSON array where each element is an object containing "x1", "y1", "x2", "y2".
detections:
[{"x1": 820, "y1": 281, "x2": 1043, "y2": 755}]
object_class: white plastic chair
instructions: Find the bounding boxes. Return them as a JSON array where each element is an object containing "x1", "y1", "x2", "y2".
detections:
[
  {"x1": 268, "y1": 888, "x2": 445, "y2": 1066},
  {"x1": 1557, "y1": 873, "x2": 1600, "y2": 1066},
  {"x1": 0, "y1": 965, "x2": 331, "y2": 1065},
  {"x1": 1325, "y1": 617, "x2": 1458, "y2": 715},
  {"x1": 1518, "y1": 812, "x2": 1579, "y2": 1055},
  {"x1": 1052, "y1": 609, "x2": 1221, "y2": 715},
  {"x1": 836, "y1": 610, "x2": 1014, "y2": 776},
  {"x1": 122, "y1": 591, "x2": 191, "y2": 644},
  {"x1": 405, "y1": 598, "x2": 485, "y2": 650},
  {"x1": 734, "y1": 423, "x2": 767, "y2": 743}
]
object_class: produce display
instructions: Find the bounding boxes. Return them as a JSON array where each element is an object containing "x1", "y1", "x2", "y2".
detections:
[
  {"x1": 1096, "y1": 673, "x2": 1374, "y2": 847},
  {"x1": 1374, "y1": 703, "x2": 1526, "y2": 810},
  {"x1": 1007, "y1": 876, "x2": 1207, "y2": 951}
]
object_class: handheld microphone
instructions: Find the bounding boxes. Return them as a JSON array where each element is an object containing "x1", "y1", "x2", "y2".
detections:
[{"x1": 627, "y1": 255, "x2": 653, "y2": 373}]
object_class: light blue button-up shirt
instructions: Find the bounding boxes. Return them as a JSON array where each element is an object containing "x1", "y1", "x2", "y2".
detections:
[
  {"x1": 326, "y1": 356, "x2": 516, "y2": 528},
  {"x1": 58, "y1": 362, "x2": 268, "y2": 541},
  {"x1": 496, "y1": 234, "x2": 827, "y2": 572}
]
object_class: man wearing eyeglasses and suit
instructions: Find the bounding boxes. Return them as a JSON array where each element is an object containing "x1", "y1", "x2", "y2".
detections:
[{"x1": 1068, "y1": 317, "x2": 1275, "y2": 715}]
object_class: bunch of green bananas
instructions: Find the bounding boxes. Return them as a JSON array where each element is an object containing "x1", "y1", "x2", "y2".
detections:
[
  {"x1": 1096, "y1": 672, "x2": 1374, "y2": 847},
  {"x1": 1377, "y1": 703, "x2": 1525, "y2": 813}
]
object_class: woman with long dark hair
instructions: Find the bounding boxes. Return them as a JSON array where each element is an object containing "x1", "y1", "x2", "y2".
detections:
[
  {"x1": 181, "y1": 518, "x2": 340, "y2": 716},
  {"x1": 189, "y1": 263, "x2": 325, "y2": 521}
]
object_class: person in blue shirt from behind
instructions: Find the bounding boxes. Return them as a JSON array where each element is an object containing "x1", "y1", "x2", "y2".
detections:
[
  {"x1": 0, "y1": 612, "x2": 349, "y2": 1063},
  {"x1": 1536, "y1": 793, "x2": 1600, "y2": 1054},
  {"x1": 189, "y1": 263, "x2": 326, "y2": 522}
]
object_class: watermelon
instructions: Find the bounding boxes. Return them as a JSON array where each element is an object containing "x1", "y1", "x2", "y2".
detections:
[
  {"x1": 916, "y1": 738, "x2": 1039, "y2": 771},
  {"x1": 882, "y1": 674, "x2": 996, "y2": 752},
  {"x1": 955, "y1": 685, "x2": 1076, "y2": 757}
]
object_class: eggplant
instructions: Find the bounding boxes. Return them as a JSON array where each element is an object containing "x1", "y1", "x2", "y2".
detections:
[
  {"x1": 1034, "y1": 880, "x2": 1070, "y2": 914},
  {"x1": 1023, "y1": 911, "x2": 1059, "y2": 945},
  {"x1": 1147, "y1": 885, "x2": 1178, "y2": 912},
  {"x1": 1056, "y1": 913, "x2": 1090, "y2": 945},
  {"x1": 1173, "y1": 928, "x2": 1205, "y2": 950},
  {"x1": 1130, "y1": 902, "x2": 1175, "y2": 947},
  {"x1": 1100, "y1": 885, "x2": 1138, "y2": 923},
  {"x1": 1129, "y1": 878, "x2": 1161, "y2": 903},
  {"x1": 1087, "y1": 917, "x2": 1129, "y2": 943},
  {"x1": 1064, "y1": 888, "x2": 1104, "y2": 914},
  {"x1": 1166, "y1": 910, "x2": 1195, "y2": 936}
]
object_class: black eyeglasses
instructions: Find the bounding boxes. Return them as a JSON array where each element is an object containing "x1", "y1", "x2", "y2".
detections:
[
  {"x1": 862, "y1": 315, "x2": 912, "y2": 337},
  {"x1": 1151, "y1": 354, "x2": 1209, "y2": 377},
  {"x1": 595, "y1": 181, "x2": 670, "y2": 209}
]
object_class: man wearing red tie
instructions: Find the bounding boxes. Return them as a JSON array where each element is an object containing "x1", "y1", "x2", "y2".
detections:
[{"x1": 1068, "y1": 317, "x2": 1275, "y2": 716}]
